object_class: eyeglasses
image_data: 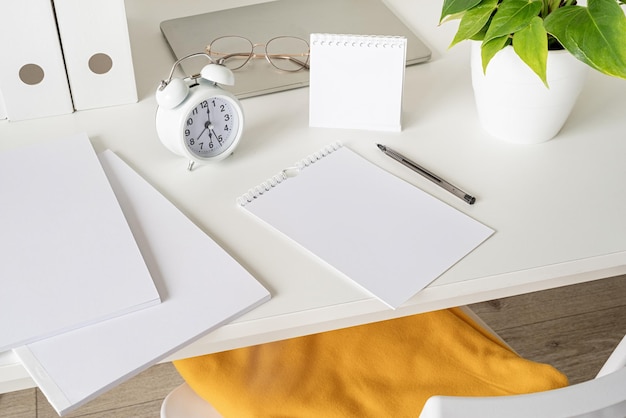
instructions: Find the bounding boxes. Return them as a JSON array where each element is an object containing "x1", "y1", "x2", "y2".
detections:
[{"x1": 206, "y1": 36, "x2": 310, "y2": 72}]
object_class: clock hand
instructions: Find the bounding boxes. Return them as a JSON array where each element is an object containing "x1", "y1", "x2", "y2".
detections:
[
  {"x1": 206, "y1": 102, "x2": 224, "y2": 145},
  {"x1": 197, "y1": 123, "x2": 208, "y2": 139},
  {"x1": 209, "y1": 127, "x2": 221, "y2": 145},
  {"x1": 206, "y1": 105, "x2": 212, "y2": 123},
  {"x1": 203, "y1": 106, "x2": 217, "y2": 141}
]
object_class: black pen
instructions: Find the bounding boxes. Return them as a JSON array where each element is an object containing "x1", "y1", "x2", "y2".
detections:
[{"x1": 377, "y1": 144, "x2": 476, "y2": 205}]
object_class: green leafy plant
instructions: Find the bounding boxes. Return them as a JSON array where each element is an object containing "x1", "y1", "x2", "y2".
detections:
[{"x1": 441, "y1": 0, "x2": 626, "y2": 86}]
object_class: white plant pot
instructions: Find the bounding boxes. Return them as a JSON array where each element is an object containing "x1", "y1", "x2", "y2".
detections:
[{"x1": 471, "y1": 42, "x2": 588, "y2": 144}]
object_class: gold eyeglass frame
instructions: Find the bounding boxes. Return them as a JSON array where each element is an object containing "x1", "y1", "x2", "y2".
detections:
[{"x1": 205, "y1": 36, "x2": 310, "y2": 72}]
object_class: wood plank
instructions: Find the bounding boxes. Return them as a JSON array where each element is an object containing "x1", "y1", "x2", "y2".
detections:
[
  {"x1": 470, "y1": 274, "x2": 626, "y2": 330},
  {"x1": 42, "y1": 399, "x2": 163, "y2": 418},
  {"x1": 494, "y1": 305, "x2": 626, "y2": 384},
  {"x1": 0, "y1": 388, "x2": 36, "y2": 418},
  {"x1": 36, "y1": 363, "x2": 183, "y2": 418}
]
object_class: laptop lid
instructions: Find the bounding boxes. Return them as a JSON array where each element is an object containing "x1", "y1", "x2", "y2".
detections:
[{"x1": 160, "y1": 0, "x2": 432, "y2": 98}]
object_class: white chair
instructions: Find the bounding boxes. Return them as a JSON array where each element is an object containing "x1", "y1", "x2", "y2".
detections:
[
  {"x1": 161, "y1": 381, "x2": 223, "y2": 418},
  {"x1": 420, "y1": 334, "x2": 626, "y2": 418},
  {"x1": 161, "y1": 331, "x2": 626, "y2": 418}
]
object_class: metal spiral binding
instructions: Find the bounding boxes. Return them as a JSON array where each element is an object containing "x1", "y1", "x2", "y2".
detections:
[
  {"x1": 237, "y1": 142, "x2": 342, "y2": 206},
  {"x1": 310, "y1": 34, "x2": 405, "y2": 49}
]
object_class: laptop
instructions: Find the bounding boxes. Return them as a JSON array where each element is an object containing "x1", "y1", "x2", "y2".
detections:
[{"x1": 160, "y1": 0, "x2": 432, "y2": 98}]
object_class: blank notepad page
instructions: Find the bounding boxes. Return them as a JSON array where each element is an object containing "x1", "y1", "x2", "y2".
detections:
[{"x1": 238, "y1": 144, "x2": 494, "y2": 309}]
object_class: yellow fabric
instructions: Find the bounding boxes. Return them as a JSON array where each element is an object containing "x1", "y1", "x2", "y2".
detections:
[{"x1": 174, "y1": 308, "x2": 568, "y2": 417}]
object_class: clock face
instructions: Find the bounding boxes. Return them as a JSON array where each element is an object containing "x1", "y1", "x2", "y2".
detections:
[{"x1": 183, "y1": 96, "x2": 240, "y2": 159}]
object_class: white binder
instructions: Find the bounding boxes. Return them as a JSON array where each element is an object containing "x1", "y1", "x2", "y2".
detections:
[
  {"x1": 0, "y1": 0, "x2": 74, "y2": 121},
  {"x1": 0, "y1": 89, "x2": 6, "y2": 120},
  {"x1": 53, "y1": 0, "x2": 138, "y2": 110}
]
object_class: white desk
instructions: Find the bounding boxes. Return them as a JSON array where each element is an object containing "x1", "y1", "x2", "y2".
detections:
[{"x1": 1, "y1": 0, "x2": 625, "y2": 394}]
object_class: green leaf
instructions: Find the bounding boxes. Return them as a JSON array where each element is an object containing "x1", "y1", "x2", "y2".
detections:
[
  {"x1": 544, "y1": 0, "x2": 626, "y2": 79},
  {"x1": 484, "y1": 0, "x2": 543, "y2": 43},
  {"x1": 481, "y1": 35, "x2": 511, "y2": 73},
  {"x1": 513, "y1": 17, "x2": 549, "y2": 86},
  {"x1": 441, "y1": 0, "x2": 483, "y2": 22},
  {"x1": 450, "y1": 0, "x2": 499, "y2": 47},
  {"x1": 470, "y1": 23, "x2": 490, "y2": 41}
]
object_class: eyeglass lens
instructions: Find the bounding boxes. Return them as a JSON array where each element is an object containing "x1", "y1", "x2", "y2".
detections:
[
  {"x1": 265, "y1": 36, "x2": 309, "y2": 71},
  {"x1": 208, "y1": 36, "x2": 309, "y2": 72}
]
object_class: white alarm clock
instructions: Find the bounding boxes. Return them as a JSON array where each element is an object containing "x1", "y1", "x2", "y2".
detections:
[{"x1": 155, "y1": 53, "x2": 244, "y2": 170}]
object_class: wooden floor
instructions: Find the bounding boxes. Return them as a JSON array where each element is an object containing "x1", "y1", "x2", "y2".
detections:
[{"x1": 2, "y1": 274, "x2": 625, "y2": 417}]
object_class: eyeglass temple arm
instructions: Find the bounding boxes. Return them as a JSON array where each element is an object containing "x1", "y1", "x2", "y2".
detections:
[
  {"x1": 207, "y1": 48, "x2": 310, "y2": 70},
  {"x1": 206, "y1": 51, "x2": 252, "y2": 64},
  {"x1": 267, "y1": 53, "x2": 310, "y2": 69}
]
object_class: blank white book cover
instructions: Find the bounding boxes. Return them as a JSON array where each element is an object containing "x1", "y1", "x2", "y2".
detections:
[
  {"x1": 15, "y1": 150, "x2": 270, "y2": 416},
  {"x1": 309, "y1": 34, "x2": 406, "y2": 132},
  {"x1": 0, "y1": 134, "x2": 159, "y2": 351}
]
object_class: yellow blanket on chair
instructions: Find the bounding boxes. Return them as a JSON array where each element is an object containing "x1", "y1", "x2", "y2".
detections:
[{"x1": 174, "y1": 308, "x2": 567, "y2": 417}]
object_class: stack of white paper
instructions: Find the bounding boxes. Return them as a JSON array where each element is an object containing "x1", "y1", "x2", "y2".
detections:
[
  {"x1": 4, "y1": 134, "x2": 270, "y2": 416},
  {"x1": 0, "y1": 134, "x2": 160, "y2": 351}
]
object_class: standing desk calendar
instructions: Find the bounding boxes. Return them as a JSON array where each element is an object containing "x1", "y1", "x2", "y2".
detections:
[{"x1": 0, "y1": 0, "x2": 625, "y2": 396}]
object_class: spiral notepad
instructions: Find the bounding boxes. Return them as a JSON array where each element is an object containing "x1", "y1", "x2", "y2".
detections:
[
  {"x1": 309, "y1": 34, "x2": 406, "y2": 132},
  {"x1": 238, "y1": 144, "x2": 494, "y2": 309}
]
